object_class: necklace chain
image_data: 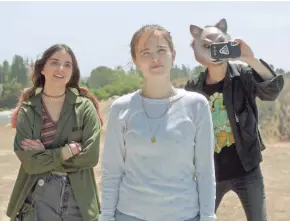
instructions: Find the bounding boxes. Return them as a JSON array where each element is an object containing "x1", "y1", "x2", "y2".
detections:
[
  {"x1": 42, "y1": 91, "x2": 66, "y2": 98},
  {"x1": 141, "y1": 89, "x2": 175, "y2": 144}
]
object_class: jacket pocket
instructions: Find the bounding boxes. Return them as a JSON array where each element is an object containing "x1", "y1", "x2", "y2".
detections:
[
  {"x1": 68, "y1": 129, "x2": 83, "y2": 143},
  {"x1": 235, "y1": 100, "x2": 258, "y2": 142}
]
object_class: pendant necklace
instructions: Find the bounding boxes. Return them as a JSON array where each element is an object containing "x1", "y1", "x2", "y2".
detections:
[{"x1": 141, "y1": 90, "x2": 175, "y2": 144}]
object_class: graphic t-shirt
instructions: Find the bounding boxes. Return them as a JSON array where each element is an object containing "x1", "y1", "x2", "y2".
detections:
[{"x1": 203, "y1": 79, "x2": 247, "y2": 181}]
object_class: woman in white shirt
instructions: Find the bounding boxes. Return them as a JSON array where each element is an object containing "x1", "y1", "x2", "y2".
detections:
[{"x1": 100, "y1": 24, "x2": 216, "y2": 221}]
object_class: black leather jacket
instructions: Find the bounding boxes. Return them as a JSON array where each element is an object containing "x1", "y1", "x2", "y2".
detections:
[{"x1": 184, "y1": 59, "x2": 284, "y2": 171}]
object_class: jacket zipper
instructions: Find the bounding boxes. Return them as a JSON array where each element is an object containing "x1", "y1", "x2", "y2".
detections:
[{"x1": 235, "y1": 113, "x2": 239, "y2": 123}]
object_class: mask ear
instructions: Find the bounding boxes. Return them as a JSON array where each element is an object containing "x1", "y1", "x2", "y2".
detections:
[
  {"x1": 215, "y1": 18, "x2": 227, "y2": 33},
  {"x1": 190, "y1": 25, "x2": 203, "y2": 39}
]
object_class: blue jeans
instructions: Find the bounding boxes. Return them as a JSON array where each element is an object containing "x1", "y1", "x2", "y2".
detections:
[
  {"x1": 18, "y1": 173, "x2": 83, "y2": 221},
  {"x1": 215, "y1": 166, "x2": 267, "y2": 221},
  {"x1": 115, "y1": 210, "x2": 200, "y2": 221}
]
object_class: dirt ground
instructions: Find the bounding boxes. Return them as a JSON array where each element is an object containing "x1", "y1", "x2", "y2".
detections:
[{"x1": 0, "y1": 125, "x2": 289, "y2": 221}]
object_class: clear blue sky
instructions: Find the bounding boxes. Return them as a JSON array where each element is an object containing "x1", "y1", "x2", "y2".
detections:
[{"x1": 0, "y1": 1, "x2": 289, "y2": 76}]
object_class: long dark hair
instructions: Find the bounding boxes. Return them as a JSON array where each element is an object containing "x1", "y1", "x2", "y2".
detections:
[{"x1": 11, "y1": 44, "x2": 103, "y2": 128}]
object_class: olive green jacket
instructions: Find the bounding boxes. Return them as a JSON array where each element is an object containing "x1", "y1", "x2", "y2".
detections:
[{"x1": 6, "y1": 88, "x2": 101, "y2": 221}]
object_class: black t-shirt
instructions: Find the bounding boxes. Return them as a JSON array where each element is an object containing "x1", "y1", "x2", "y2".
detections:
[{"x1": 203, "y1": 79, "x2": 247, "y2": 182}]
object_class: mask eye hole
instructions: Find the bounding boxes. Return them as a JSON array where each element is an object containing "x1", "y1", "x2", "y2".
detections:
[{"x1": 204, "y1": 44, "x2": 210, "y2": 49}]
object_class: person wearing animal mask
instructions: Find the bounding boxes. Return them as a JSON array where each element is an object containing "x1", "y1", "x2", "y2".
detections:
[{"x1": 184, "y1": 18, "x2": 284, "y2": 221}]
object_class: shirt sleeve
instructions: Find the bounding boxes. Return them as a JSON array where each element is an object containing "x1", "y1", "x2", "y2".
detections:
[
  {"x1": 100, "y1": 102, "x2": 126, "y2": 221},
  {"x1": 194, "y1": 102, "x2": 216, "y2": 221}
]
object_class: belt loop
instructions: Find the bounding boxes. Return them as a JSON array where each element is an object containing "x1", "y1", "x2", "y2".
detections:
[{"x1": 46, "y1": 172, "x2": 52, "y2": 183}]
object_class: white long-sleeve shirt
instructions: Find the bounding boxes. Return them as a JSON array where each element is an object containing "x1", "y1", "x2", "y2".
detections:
[{"x1": 100, "y1": 88, "x2": 216, "y2": 221}]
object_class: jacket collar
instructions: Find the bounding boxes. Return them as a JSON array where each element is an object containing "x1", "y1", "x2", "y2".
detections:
[
  {"x1": 195, "y1": 61, "x2": 241, "y2": 91},
  {"x1": 23, "y1": 87, "x2": 83, "y2": 107},
  {"x1": 23, "y1": 87, "x2": 83, "y2": 116}
]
